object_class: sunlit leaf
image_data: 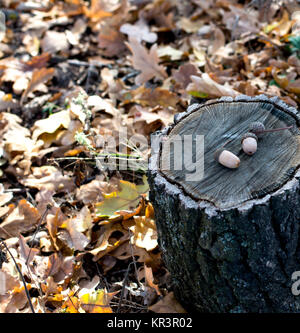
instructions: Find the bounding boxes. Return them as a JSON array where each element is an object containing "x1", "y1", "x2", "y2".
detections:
[{"x1": 95, "y1": 175, "x2": 148, "y2": 218}]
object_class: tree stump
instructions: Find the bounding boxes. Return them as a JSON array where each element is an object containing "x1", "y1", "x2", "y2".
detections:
[{"x1": 148, "y1": 95, "x2": 300, "y2": 313}]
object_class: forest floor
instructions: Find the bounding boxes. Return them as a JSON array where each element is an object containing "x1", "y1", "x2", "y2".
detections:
[{"x1": 0, "y1": 0, "x2": 299, "y2": 313}]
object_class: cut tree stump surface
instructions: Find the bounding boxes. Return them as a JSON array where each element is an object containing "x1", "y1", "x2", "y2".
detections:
[
  {"x1": 159, "y1": 96, "x2": 300, "y2": 209},
  {"x1": 148, "y1": 95, "x2": 300, "y2": 313}
]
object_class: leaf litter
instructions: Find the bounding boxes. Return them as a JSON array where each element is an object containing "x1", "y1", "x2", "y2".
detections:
[{"x1": 0, "y1": 0, "x2": 299, "y2": 314}]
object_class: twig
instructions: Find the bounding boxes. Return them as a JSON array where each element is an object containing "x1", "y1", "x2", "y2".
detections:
[
  {"x1": 26, "y1": 204, "x2": 51, "y2": 266},
  {"x1": 255, "y1": 125, "x2": 293, "y2": 134},
  {"x1": 116, "y1": 261, "x2": 134, "y2": 313},
  {"x1": 67, "y1": 59, "x2": 108, "y2": 68},
  {"x1": 111, "y1": 299, "x2": 147, "y2": 310},
  {"x1": 1, "y1": 240, "x2": 35, "y2": 313},
  {"x1": 128, "y1": 231, "x2": 143, "y2": 289}
]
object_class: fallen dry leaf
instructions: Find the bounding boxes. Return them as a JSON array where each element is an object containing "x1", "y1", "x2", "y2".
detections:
[
  {"x1": 65, "y1": 18, "x2": 87, "y2": 46},
  {"x1": 79, "y1": 288, "x2": 116, "y2": 313},
  {"x1": 61, "y1": 206, "x2": 93, "y2": 251},
  {"x1": 149, "y1": 292, "x2": 187, "y2": 313},
  {"x1": 125, "y1": 37, "x2": 167, "y2": 85},
  {"x1": 120, "y1": 19, "x2": 157, "y2": 43},
  {"x1": 157, "y1": 45, "x2": 185, "y2": 61},
  {"x1": 95, "y1": 175, "x2": 148, "y2": 220},
  {"x1": 129, "y1": 216, "x2": 158, "y2": 251},
  {"x1": 83, "y1": 0, "x2": 112, "y2": 22},
  {"x1": 187, "y1": 74, "x2": 240, "y2": 98},
  {"x1": 75, "y1": 177, "x2": 118, "y2": 204},
  {"x1": 109, "y1": 241, "x2": 156, "y2": 266},
  {"x1": 41, "y1": 31, "x2": 69, "y2": 54},
  {"x1": 0, "y1": 53, "x2": 51, "y2": 95},
  {"x1": 21, "y1": 165, "x2": 75, "y2": 193},
  {"x1": 131, "y1": 86, "x2": 179, "y2": 108},
  {"x1": 0, "y1": 200, "x2": 41, "y2": 239},
  {"x1": 172, "y1": 63, "x2": 199, "y2": 90},
  {"x1": 128, "y1": 105, "x2": 172, "y2": 136},
  {"x1": 0, "y1": 184, "x2": 12, "y2": 206},
  {"x1": 18, "y1": 234, "x2": 39, "y2": 265},
  {"x1": 144, "y1": 264, "x2": 161, "y2": 296},
  {"x1": 21, "y1": 67, "x2": 55, "y2": 104},
  {"x1": 89, "y1": 222, "x2": 128, "y2": 260},
  {"x1": 2, "y1": 285, "x2": 32, "y2": 313},
  {"x1": 32, "y1": 110, "x2": 71, "y2": 147},
  {"x1": 209, "y1": 27, "x2": 225, "y2": 55},
  {"x1": 177, "y1": 17, "x2": 203, "y2": 33},
  {"x1": 98, "y1": 26, "x2": 126, "y2": 57},
  {"x1": 272, "y1": 10, "x2": 293, "y2": 37}
]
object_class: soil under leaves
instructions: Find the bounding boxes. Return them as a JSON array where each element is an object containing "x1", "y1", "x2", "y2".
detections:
[{"x1": 0, "y1": 0, "x2": 299, "y2": 313}]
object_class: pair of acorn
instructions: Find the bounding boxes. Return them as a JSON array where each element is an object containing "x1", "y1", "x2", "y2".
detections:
[{"x1": 214, "y1": 121, "x2": 292, "y2": 169}]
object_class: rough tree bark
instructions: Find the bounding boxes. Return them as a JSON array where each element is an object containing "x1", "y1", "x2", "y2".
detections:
[{"x1": 148, "y1": 95, "x2": 300, "y2": 313}]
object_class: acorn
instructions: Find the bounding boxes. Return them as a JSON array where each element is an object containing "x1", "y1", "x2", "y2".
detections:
[
  {"x1": 214, "y1": 148, "x2": 240, "y2": 169},
  {"x1": 241, "y1": 132, "x2": 258, "y2": 155},
  {"x1": 248, "y1": 121, "x2": 265, "y2": 138}
]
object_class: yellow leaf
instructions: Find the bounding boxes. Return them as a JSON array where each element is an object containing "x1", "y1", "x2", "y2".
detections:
[
  {"x1": 83, "y1": 0, "x2": 112, "y2": 22},
  {"x1": 95, "y1": 175, "x2": 148, "y2": 218},
  {"x1": 2, "y1": 93, "x2": 12, "y2": 101},
  {"x1": 80, "y1": 289, "x2": 115, "y2": 313},
  {"x1": 62, "y1": 291, "x2": 80, "y2": 313}
]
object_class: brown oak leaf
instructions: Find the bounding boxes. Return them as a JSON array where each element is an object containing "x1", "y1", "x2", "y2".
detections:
[
  {"x1": 0, "y1": 200, "x2": 41, "y2": 239},
  {"x1": 125, "y1": 37, "x2": 167, "y2": 85}
]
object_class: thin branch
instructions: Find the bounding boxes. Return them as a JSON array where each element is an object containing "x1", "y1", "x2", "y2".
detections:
[
  {"x1": 116, "y1": 261, "x2": 134, "y2": 313},
  {"x1": 26, "y1": 204, "x2": 51, "y2": 266},
  {"x1": 1, "y1": 240, "x2": 35, "y2": 313}
]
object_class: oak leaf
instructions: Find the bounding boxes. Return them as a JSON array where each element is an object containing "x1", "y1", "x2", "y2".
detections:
[
  {"x1": 157, "y1": 45, "x2": 184, "y2": 61},
  {"x1": 110, "y1": 241, "x2": 159, "y2": 266},
  {"x1": 0, "y1": 53, "x2": 51, "y2": 95},
  {"x1": 95, "y1": 175, "x2": 148, "y2": 219},
  {"x1": 21, "y1": 166, "x2": 75, "y2": 193},
  {"x1": 32, "y1": 110, "x2": 71, "y2": 147},
  {"x1": 187, "y1": 74, "x2": 240, "y2": 98},
  {"x1": 129, "y1": 216, "x2": 158, "y2": 251},
  {"x1": 131, "y1": 86, "x2": 179, "y2": 108},
  {"x1": 21, "y1": 67, "x2": 55, "y2": 104},
  {"x1": 125, "y1": 37, "x2": 167, "y2": 85},
  {"x1": 18, "y1": 234, "x2": 39, "y2": 265},
  {"x1": 0, "y1": 200, "x2": 41, "y2": 239},
  {"x1": 75, "y1": 177, "x2": 118, "y2": 205},
  {"x1": 60, "y1": 207, "x2": 93, "y2": 251},
  {"x1": 89, "y1": 222, "x2": 128, "y2": 260},
  {"x1": 2, "y1": 284, "x2": 32, "y2": 313},
  {"x1": 83, "y1": 0, "x2": 112, "y2": 22},
  {"x1": 98, "y1": 26, "x2": 126, "y2": 57},
  {"x1": 172, "y1": 63, "x2": 199, "y2": 90},
  {"x1": 120, "y1": 19, "x2": 157, "y2": 43},
  {"x1": 79, "y1": 289, "x2": 116, "y2": 313},
  {"x1": 41, "y1": 31, "x2": 69, "y2": 54},
  {"x1": 177, "y1": 17, "x2": 203, "y2": 33}
]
